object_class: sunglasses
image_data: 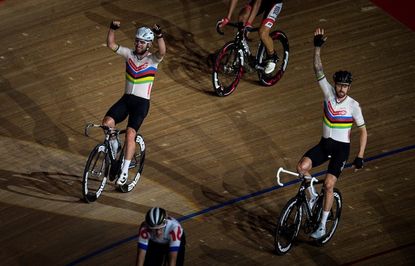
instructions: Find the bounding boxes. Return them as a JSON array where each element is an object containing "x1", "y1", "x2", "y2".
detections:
[{"x1": 135, "y1": 39, "x2": 151, "y2": 45}]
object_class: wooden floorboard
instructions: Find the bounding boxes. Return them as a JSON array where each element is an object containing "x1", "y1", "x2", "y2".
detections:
[{"x1": 0, "y1": 0, "x2": 414, "y2": 265}]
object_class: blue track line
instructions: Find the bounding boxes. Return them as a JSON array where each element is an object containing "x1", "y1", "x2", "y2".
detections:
[{"x1": 67, "y1": 144, "x2": 415, "y2": 265}]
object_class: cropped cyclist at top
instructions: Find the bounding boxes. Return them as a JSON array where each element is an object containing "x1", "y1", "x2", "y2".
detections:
[
  {"x1": 104, "y1": 20, "x2": 166, "y2": 186},
  {"x1": 136, "y1": 207, "x2": 186, "y2": 266},
  {"x1": 297, "y1": 28, "x2": 367, "y2": 239},
  {"x1": 217, "y1": 0, "x2": 284, "y2": 74}
]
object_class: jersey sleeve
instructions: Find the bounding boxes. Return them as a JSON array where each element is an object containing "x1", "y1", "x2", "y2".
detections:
[
  {"x1": 168, "y1": 225, "x2": 183, "y2": 252},
  {"x1": 137, "y1": 225, "x2": 150, "y2": 250},
  {"x1": 318, "y1": 76, "x2": 335, "y2": 100},
  {"x1": 352, "y1": 101, "x2": 365, "y2": 127},
  {"x1": 115, "y1": 45, "x2": 131, "y2": 59}
]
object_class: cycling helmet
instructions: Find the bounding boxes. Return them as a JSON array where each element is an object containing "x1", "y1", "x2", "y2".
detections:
[
  {"x1": 135, "y1": 27, "x2": 154, "y2": 42},
  {"x1": 333, "y1": 70, "x2": 352, "y2": 84},
  {"x1": 145, "y1": 207, "x2": 167, "y2": 229}
]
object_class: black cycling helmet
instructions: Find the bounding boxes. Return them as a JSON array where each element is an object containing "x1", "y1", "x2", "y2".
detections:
[
  {"x1": 333, "y1": 70, "x2": 352, "y2": 84},
  {"x1": 145, "y1": 207, "x2": 167, "y2": 229}
]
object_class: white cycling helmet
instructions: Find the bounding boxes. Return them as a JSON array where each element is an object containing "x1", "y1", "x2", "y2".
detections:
[{"x1": 135, "y1": 27, "x2": 154, "y2": 42}]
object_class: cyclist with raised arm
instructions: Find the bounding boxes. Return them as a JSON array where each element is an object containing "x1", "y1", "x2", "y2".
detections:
[
  {"x1": 103, "y1": 20, "x2": 166, "y2": 186},
  {"x1": 217, "y1": 0, "x2": 284, "y2": 74},
  {"x1": 136, "y1": 207, "x2": 186, "y2": 266},
  {"x1": 297, "y1": 28, "x2": 368, "y2": 239}
]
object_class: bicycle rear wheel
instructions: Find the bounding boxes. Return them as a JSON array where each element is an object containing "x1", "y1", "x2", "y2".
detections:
[
  {"x1": 314, "y1": 188, "x2": 342, "y2": 245},
  {"x1": 118, "y1": 133, "x2": 146, "y2": 193},
  {"x1": 274, "y1": 197, "x2": 303, "y2": 255},
  {"x1": 212, "y1": 41, "x2": 244, "y2": 97},
  {"x1": 82, "y1": 144, "x2": 110, "y2": 203},
  {"x1": 257, "y1": 30, "x2": 289, "y2": 86}
]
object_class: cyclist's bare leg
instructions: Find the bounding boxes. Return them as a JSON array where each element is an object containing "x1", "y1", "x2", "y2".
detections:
[
  {"x1": 124, "y1": 127, "x2": 136, "y2": 161},
  {"x1": 102, "y1": 116, "x2": 115, "y2": 128},
  {"x1": 322, "y1": 174, "x2": 336, "y2": 212},
  {"x1": 297, "y1": 156, "x2": 312, "y2": 177},
  {"x1": 117, "y1": 127, "x2": 136, "y2": 185},
  {"x1": 298, "y1": 156, "x2": 319, "y2": 206},
  {"x1": 238, "y1": 5, "x2": 250, "y2": 23},
  {"x1": 259, "y1": 25, "x2": 274, "y2": 55},
  {"x1": 310, "y1": 173, "x2": 337, "y2": 238}
]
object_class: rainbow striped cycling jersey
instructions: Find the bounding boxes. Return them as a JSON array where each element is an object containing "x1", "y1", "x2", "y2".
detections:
[
  {"x1": 115, "y1": 46, "x2": 163, "y2": 100},
  {"x1": 318, "y1": 76, "x2": 365, "y2": 143},
  {"x1": 138, "y1": 217, "x2": 184, "y2": 252}
]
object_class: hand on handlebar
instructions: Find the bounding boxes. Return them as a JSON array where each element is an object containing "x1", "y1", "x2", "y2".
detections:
[
  {"x1": 216, "y1": 17, "x2": 229, "y2": 35},
  {"x1": 217, "y1": 17, "x2": 230, "y2": 28},
  {"x1": 243, "y1": 22, "x2": 254, "y2": 40}
]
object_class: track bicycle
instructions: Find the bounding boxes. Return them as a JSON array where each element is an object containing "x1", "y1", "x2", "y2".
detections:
[
  {"x1": 81, "y1": 123, "x2": 146, "y2": 203},
  {"x1": 212, "y1": 21, "x2": 289, "y2": 96},
  {"x1": 274, "y1": 167, "x2": 342, "y2": 255}
]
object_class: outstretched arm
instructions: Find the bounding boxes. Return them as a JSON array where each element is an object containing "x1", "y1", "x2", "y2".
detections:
[
  {"x1": 226, "y1": 0, "x2": 239, "y2": 20},
  {"x1": 167, "y1": 251, "x2": 178, "y2": 266},
  {"x1": 136, "y1": 247, "x2": 146, "y2": 266},
  {"x1": 313, "y1": 28, "x2": 327, "y2": 80},
  {"x1": 153, "y1": 24, "x2": 166, "y2": 60},
  {"x1": 107, "y1": 21, "x2": 120, "y2": 51}
]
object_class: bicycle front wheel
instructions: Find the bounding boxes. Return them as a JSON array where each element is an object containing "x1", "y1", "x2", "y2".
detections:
[
  {"x1": 257, "y1": 30, "x2": 289, "y2": 86},
  {"x1": 274, "y1": 197, "x2": 303, "y2": 255},
  {"x1": 82, "y1": 144, "x2": 110, "y2": 203},
  {"x1": 118, "y1": 134, "x2": 146, "y2": 193},
  {"x1": 316, "y1": 188, "x2": 342, "y2": 245},
  {"x1": 212, "y1": 41, "x2": 244, "y2": 97}
]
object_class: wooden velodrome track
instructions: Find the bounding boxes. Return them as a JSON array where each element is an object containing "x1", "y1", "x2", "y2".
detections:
[{"x1": 0, "y1": 0, "x2": 414, "y2": 265}]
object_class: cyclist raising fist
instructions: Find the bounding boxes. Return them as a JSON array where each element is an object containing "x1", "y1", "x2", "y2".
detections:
[
  {"x1": 103, "y1": 21, "x2": 166, "y2": 186},
  {"x1": 297, "y1": 28, "x2": 368, "y2": 239}
]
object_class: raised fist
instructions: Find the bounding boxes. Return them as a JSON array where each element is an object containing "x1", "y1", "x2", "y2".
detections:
[
  {"x1": 152, "y1": 24, "x2": 162, "y2": 36},
  {"x1": 314, "y1": 28, "x2": 327, "y2": 47},
  {"x1": 110, "y1": 20, "x2": 120, "y2": 30}
]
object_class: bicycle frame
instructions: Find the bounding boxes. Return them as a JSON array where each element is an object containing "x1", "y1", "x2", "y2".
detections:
[
  {"x1": 212, "y1": 21, "x2": 289, "y2": 96},
  {"x1": 217, "y1": 22, "x2": 259, "y2": 68},
  {"x1": 274, "y1": 167, "x2": 342, "y2": 254}
]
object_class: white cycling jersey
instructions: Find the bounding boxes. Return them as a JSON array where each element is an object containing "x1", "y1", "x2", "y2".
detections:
[
  {"x1": 115, "y1": 46, "x2": 163, "y2": 100},
  {"x1": 318, "y1": 76, "x2": 365, "y2": 143},
  {"x1": 138, "y1": 217, "x2": 184, "y2": 252}
]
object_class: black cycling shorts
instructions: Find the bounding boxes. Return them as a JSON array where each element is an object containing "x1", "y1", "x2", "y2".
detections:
[
  {"x1": 304, "y1": 137, "x2": 350, "y2": 178},
  {"x1": 143, "y1": 234, "x2": 186, "y2": 266},
  {"x1": 105, "y1": 94, "x2": 150, "y2": 131},
  {"x1": 248, "y1": 0, "x2": 283, "y2": 19}
]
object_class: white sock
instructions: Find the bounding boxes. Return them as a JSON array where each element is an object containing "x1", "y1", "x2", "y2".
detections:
[
  {"x1": 121, "y1": 160, "x2": 131, "y2": 175},
  {"x1": 320, "y1": 211, "x2": 330, "y2": 228}
]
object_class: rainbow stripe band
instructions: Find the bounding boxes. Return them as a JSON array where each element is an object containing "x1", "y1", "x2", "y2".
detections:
[{"x1": 323, "y1": 101, "x2": 354, "y2": 128}]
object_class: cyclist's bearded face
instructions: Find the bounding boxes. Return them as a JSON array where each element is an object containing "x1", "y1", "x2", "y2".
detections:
[
  {"x1": 135, "y1": 39, "x2": 151, "y2": 55},
  {"x1": 335, "y1": 83, "x2": 350, "y2": 99}
]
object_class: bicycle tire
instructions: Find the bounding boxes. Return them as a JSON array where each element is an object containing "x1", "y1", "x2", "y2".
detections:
[
  {"x1": 274, "y1": 197, "x2": 303, "y2": 255},
  {"x1": 212, "y1": 41, "x2": 244, "y2": 97},
  {"x1": 82, "y1": 144, "x2": 110, "y2": 203},
  {"x1": 256, "y1": 30, "x2": 289, "y2": 86},
  {"x1": 118, "y1": 133, "x2": 146, "y2": 193},
  {"x1": 315, "y1": 188, "x2": 342, "y2": 245}
]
